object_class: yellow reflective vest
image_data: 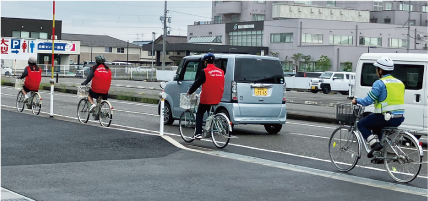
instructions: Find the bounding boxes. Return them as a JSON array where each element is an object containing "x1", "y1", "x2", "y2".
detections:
[{"x1": 374, "y1": 75, "x2": 405, "y2": 114}]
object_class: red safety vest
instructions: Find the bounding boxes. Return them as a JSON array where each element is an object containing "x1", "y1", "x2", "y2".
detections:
[
  {"x1": 24, "y1": 66, "x2": 42, "y2": 91},
  {"x1": 200, "y1": 64, "x2": 224, "y2": 104},
  {"x1": 91, "y1": 65, "x2": 112, "y2": 94}
]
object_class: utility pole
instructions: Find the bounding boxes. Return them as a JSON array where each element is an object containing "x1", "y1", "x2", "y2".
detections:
[
  {"x1": 151, "y1": 32, "x2": 155, "y2": 81},
  {"x1": 162, "y1": 0, "x2": 167, "y2": 70},
  {"x1": 407, "y1": 1, "x2": 411, "y2": 53},
  {"x1": 127, "y1": 40, "x2": 129, "y2": 64}
]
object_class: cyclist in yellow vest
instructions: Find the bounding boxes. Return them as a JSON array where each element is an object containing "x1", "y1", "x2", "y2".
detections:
[{"x1": 352, "y1": 57, "x2": 405, "y2": 160}]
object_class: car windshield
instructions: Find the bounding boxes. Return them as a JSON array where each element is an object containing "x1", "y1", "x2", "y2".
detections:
[
  {"x1": 234, "y1": 58, "x2": 284, "y2": 84},
  {"x1": 319, "y1": 72, "x2": 333, "y2": 79}
]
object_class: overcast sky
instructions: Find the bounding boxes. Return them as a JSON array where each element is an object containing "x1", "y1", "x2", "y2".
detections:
[{"x1": 1, "y1": 1, "x2": 212, "y2": 42}]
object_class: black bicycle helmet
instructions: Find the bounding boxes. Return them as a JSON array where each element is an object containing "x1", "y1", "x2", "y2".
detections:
[
  {"x1": 95, "y1": 55, "x2": 106, "y2": 64},
  {"x1": 203, "y1": 53, "x2": 215, "y2": 63}
]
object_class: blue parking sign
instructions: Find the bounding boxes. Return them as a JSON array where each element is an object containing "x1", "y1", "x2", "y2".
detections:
[{"x1": 11, "y1": 39, "x2": 20, "y2": 49}]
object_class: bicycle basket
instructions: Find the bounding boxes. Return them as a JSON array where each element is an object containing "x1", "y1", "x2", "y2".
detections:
[
  {"x1": 15, "y1": 79, "x2": 24, "y2": 90},
  {"x1": 336, "y1": 103, "x2": 358, "y2": 125},
  {"x1": 180, "y1": 93, "x2": 199, "y2": 110},
  {"x1": 77, "y1": 86, "x2": 90, "y2": 98}
]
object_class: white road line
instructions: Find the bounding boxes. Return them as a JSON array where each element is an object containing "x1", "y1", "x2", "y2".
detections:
[{"x1": 1, "y1": 187, "x2": 36, "y2": 201}]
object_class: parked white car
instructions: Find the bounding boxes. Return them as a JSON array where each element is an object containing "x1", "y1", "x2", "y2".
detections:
[
  {"x1": 133, "y1": 66, "x2": 156, "y2": 73},
  {"x1": 1, "y1": 65, "x2": 13, "y2": 76},
  {"x1": 310, "y1": 71, "x2": 355, "y2": 95}
]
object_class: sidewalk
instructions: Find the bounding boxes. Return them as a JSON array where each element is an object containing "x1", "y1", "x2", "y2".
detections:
[{"x1": 2, "y1": 76, "x2": 338, "y2": 123}]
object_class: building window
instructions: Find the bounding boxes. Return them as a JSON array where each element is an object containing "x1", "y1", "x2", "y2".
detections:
[
  {"x1": 409, "y1": 20, "x2": 416, "y2": 26},
  {"x1": 252, "y1": 14, "x2": 265, "y2": 21},
  {"x1": 30, "y1": 32, "x2": 39, "y2": 39},
  {"x1": 20, "y1": 31, "x2": 30, "y2": 38},
  {"x1": 385, "y1": 2, "x2": 392, "y2": 10},
  {"x1": 373, "y1": 1, "x2": 383, "y2": 11},
  {"x1": 399, "y1": 3, "x2": 413, "y2": 11},
  {"x1": 12, "y1": 31, "x2": 20, "y2": 38},
  {"x1": 105, "y1": 47, "x2": 112, "y2": 52},
  {"x1": 148, "y1": 50, "x2": 154, "y2": 56},
  {"x1": 229, "y1": 30, "x2": 263, "y2": 46},
  {"x1": 271, "y1": 33, "x2": 293, "y2": 43},
  {"x1": 231, "y1": 15, "x2": 240, "y2": 22},
  {"x1": 329, "y1": 35, "x2": 353, "y2": 45},
  {"x1": 359, "y1": 36, "x2": 382, "y2": 46},
  {"x1": 253, "y1": 0, "x2": 266, "y2": 3},
  {"x1": 299, "y1": 61, "x2": 317, "y2": 72},
  {"x1": 294, "y1": 1, "x2": 311, "y2": 5},
  {"x1": 39, "y1": 32, "x2": 48, "y2": 39},
  {"x1": 326, "y1": 1, "x2": 336, "y2": 7},
  {"x1": 389, "y1": 38, "x2": 407, "y2": 48},
  {"x1": 282, "y1": 61, "x2": 293, "y2": 72},
  {"x1": 423, "y1": 6, "x2": 428, "y2": 12},
  {"x1": 177, "y1": 51, "x2": 181, "y2": 56},
  {"x1": 384, "y1": 18, "x2": 391, "y2": 24},
  {"x1": 214, "y1": 16, "x2": 222, "y2": 23},
  {"x1": 117, "y1": 48, "x2": 125, "y2": 53},
  {"x1": 302, "y1": 33, "x2": 323, "y2": 44},
  {"x1": 370, "y1": 18, "x2": 378, "y2": 23}
]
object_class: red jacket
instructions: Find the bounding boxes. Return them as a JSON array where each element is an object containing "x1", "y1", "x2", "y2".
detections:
[
  {"x1": 24, "y1": 66, "x2": 42, "y2": 91},
  {"x1": 91, "y1": 65, "x2": 112, "y2": 94},
  {"x1": 200, "y1": 64, "x2": 224, "y2": 104}
]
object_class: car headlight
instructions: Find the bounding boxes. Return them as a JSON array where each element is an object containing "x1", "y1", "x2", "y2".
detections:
[{"x1": 319, "y1": 80, "x2": 324, "y2": 83}]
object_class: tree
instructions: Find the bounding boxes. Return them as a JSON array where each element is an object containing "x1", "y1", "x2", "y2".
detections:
[
  {"x1": 270, "y1": 52, "x2": 279, "y2": 57},
  {"x1": 291, "y1": 53, "x2": 302, "y2": 72},
  {"x1": 342, "y1": 61, "x2": 353, "y2": 72},
  {"x1": 301, "y1": 55, "x2": 312, "y2": 72},
  {"x1": 315, "y1": 55, "x2": 331, "y2": 72}
]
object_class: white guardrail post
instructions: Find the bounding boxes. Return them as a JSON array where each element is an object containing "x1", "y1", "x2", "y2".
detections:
[
  {"x1": 49, "y1": 78, "x2": 54, "y2": 117},
  {"x1": 159, "y1": 82, "x2": 167, "y2": 136}
]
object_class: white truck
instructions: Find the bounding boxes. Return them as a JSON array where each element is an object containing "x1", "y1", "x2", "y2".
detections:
[{"x1": 309, "y1": 71, "x2": 355, "y2": 95}]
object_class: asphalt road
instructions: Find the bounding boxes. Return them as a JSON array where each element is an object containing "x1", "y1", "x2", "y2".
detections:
[{"x1": 1, "y1": 86, "x2": 427, "y2": 200}]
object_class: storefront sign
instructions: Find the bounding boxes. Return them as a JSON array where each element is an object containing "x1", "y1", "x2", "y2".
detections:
[
  {"x1": 226, "y1": 21, "x2": 264, "y2": 32},
  {"x1": 1, "y1": 38, "x2": 38, "y2": 60},
  {"x1": 38, "y1": 42, "x2": 76, "y2": 51}
]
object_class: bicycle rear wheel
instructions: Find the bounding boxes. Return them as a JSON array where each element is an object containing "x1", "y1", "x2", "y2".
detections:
[
  {"x1": 211, "y1": 114, "x2": 230, "y2": 149},
  {"x1": 77, "y1": 99, "x2": 90, "y2": 123},
  {"x1": 99, "y1": 101, "x2": 113, "y2": 127},
  {"x1": 179, "y1": 110, "x2": 195, "y2": 143},
  {"x1": 31, "y1": 92, "x2": 42, "y2": 115},
  {"x1": 16, "y1": 91, "x2": 25, "y2": 112},
  {"x1": 328, "y1": 126, "x2": 360, "y2": 172},
  {"x1": 384, "y1": 131, "x2": 422, "y2": 183}
]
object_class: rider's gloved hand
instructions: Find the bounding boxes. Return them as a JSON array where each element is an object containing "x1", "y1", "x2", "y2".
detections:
[{"x1": 352, "y1": 98, "x2": 357, "y2": 105}]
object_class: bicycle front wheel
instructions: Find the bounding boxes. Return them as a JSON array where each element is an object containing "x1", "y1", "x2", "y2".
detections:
[
  {"x1": 328, "y1": 126, "x2": 360, "y2": 172},
  {"x1": 99, "y1": 101, "x2": 113, "y2": 127},
  {"x1": 16, "y1": 91, "x2": 25, "y2": 112},
  {"x1": 31, "y1": 92, "x2": 42, "y2": 115},
  {"x1": 211, "y1": 114, "x2": 230, "y2": 149},
  {"x1": 77, "y1": 99, "x2": 90, "y2": 123},
  {"x1": 384, "y1": 131, "x2": 422, "y2": 183},
  {"x1": 179, "y1": 110, "x2": 195, "y2": 143}
]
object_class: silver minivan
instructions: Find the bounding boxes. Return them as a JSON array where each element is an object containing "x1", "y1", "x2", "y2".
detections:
[{"x1": 159, "y1": 54, "x2": 287, "y2": 134}]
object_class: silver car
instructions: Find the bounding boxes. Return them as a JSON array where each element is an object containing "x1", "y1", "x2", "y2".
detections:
[{"x1": 159, "y1": 54, "x2": 286, "y2": 134}]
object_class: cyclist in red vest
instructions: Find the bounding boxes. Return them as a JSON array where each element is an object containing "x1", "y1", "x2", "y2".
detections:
[
  {"x1": 19, "y1": 57, "x2": 42, "y2": 102},
  {"x1": 81, "y1": 55, "x2": 112, "y2": 112},
  {"x1": 187, "y1": 53, "x2": 225, "y2": 139}
]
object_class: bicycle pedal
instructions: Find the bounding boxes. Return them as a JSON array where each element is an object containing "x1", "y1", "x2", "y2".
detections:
[{"x1": 371, "y1": 158, "x2": 384, "y2": 164}]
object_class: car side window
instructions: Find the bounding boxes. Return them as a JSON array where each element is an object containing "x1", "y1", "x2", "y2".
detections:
[
  {"x1": 346, "y1": 74, "x2": 349, "y2": 79},
  {"x1": 214, "y1": 59, "x2": 228, "y2": 74},
  {"x1": 335, "y1": 74, "x2": 344, "y2": 79},
  {"x1": 182, "y1": 61, "x2": 199, "y2": 81}
]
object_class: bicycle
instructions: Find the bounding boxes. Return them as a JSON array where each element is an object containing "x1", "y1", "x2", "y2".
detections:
[
  {"x1": 178, "y1": 93, "x2": 233, "y2": 149},
  {"x1": 15, "y1": 79, "x2": 42, "y2": 115},
  {"x1": 76, "y1": 86, "x2": 113, "y2": 127},
  {"x1": 328, "y1": 103, "x2": 424, "y2": 183}
]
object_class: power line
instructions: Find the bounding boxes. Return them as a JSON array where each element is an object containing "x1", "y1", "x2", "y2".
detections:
[{"x1": 169, "y1": 10, "x2": 211, "y2": 19}]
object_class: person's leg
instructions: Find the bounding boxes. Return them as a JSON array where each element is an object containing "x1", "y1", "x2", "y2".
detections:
[
  {"x1": 195, "y1": 104, "x2": 210, "y2": 138},
  {"x1": 22, "y1": 86, "x2": 29, "y2": 100}
]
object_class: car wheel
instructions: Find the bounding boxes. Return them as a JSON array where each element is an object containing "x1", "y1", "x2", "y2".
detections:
[
  {"x1": 264, "y1": 124, "x2": 282, "y2": 134},
  {"x1": 5, "y1": 71, "x2": 10, "y2": 76},
  {"x1": 217, "y1": 108, "x2": 233, "y2": 132},
  {"x1": 311, "y1": 90, "x2": 318, "y2": 93},
  {"x1": 163, "y1": 102, "x2": 174, "y2": 125},
  {"x1": 322, "y1": 86, "x2": 331, "y2": 94}
]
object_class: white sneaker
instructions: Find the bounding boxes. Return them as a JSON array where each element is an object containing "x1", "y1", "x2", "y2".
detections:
[
  {"x1": 194, "y1": 134, "x2": 202, "y2": 140},
  {"x1": 89, "y1": 104, "x2": 96, "y2": 111},
  {"x1": 23, "y1": 95, "x2": 29, "y2": 103}
]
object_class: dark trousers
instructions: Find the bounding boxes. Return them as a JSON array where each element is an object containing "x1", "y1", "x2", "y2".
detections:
[
  {"x1": 195, "y1": 103, "x2": 213, "y2": 135},
  {"x1": 357, "y1": 113, "x2": 405, "y2": 140}
]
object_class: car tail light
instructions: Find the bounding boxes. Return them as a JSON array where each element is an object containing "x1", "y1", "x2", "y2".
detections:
[
  {"x1": 231, "y1": 81, "x2": 238, "y2": 101},
  {"x1": 282, "y1": 83, "x2": 286, "y2": 103}
]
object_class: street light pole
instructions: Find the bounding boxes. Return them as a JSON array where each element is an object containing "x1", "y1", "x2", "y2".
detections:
[
  {"x1": 406, "y1": 0, "x2": 411, "y2": 53},
  {"x1": 151, "y1": 32, "x2": 155, "y2": 81},
  {"x1": 162, "y1": 0, "x2": 167, "y2": 70}
]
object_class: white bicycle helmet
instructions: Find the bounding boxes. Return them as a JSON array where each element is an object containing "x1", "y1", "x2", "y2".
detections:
[
  {"x1": 373, "y1": 57, "x2": 394, "y2": 71},
  {"x1": 28, "y1": 57, "x2": 37, "y2": 64}
]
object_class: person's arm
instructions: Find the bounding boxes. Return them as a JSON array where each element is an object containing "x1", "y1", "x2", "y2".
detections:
[
  {"x1": 19, "y1": 68, "x2": 28, "y2": 79},
  {"x1": 188, "y1": 70, "x2": 206, "y2": 95},
  {"x1": 81, "y1": 69, "x2": 94, "y2": 85},
  {"x1": 356, "y1": 80, "x2": 383, "y2": 106}
]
